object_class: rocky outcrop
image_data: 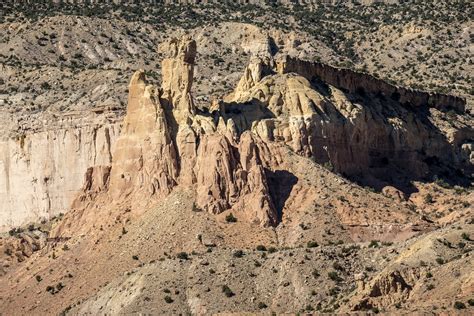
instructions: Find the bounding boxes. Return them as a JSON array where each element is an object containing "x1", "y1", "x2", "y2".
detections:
[
  {"x1": 69, "y1": 37, "x2": 279, "y2": 227},
  {"x1": 0, "y1": 125, "x2": 119, "y2": 231},
  {"x1": 1, "y1": 229, "x2": 49, "y2": 263},
  {"x1": 276, "y1": 55, "x2": 466, "y2": 113},
  {"x1": 225, "y1": 57, "x2": 471, "y2": 181},
  {"x1": 195, "y1": 132, "x2": 277, "y2": 226},
  {"x1": 159, "y1": 36, "x2": 197, "y2": 124},
  {"x1": 2, "y1": 34, "x2": 471, "y2": 232},
  {"x1": 107, "y1": 70, "x2": 178, "y2": 202}
]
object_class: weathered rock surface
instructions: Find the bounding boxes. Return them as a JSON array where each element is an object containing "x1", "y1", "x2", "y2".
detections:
[
  {"x1": 107, "y1": 70, "x2": 178, "y2": 202},
  {"x1": 2, "y1": 33, "x2": 472, "y2": 231},
  {"x1": 0, "y1": 125, "x2": 119, "y2": 231},
  {"x1": 195, "y1": 132, "x2": 277, "y2": 226},
  {"x1": 160, "y1": 36, "x2": 197, "y2": 123},
  {"x1": 225, "y1": 57, "x2": 472, "y2": 181}
]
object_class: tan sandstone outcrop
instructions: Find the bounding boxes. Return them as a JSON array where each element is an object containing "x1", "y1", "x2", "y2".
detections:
[
  {"x1": 68, "y1": 37, "x2": 280, "y2": 227},
  {"x1": 0, "y1": 125, "x2": 119, "y2": 231},
  {"x1": 3, "y1": 34, "x2": 472, "y2": 232},
  {"x1": 195, "y1": 132, "x2": 277, "y2": 226},
  {"x1": 159, "y1": 36, "x2": 197, "y2": 123},
  {"x1": 108, "y1": 70, "x2": 178, "y2": 202},
  {"x1": 224, "y1": 57, "x2": 470, "y2": 179}
]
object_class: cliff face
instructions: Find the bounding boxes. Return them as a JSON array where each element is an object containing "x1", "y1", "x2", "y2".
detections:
[
  {"x1": 67, "y1": 37, "x2": 279, "y2": 228},
  {"x1": 1, "y1": 35, "x2": 471, "y2": 232},
  {"x1": 276, "y1": 56, "x2": 466, "y2": 113},
  {"x1": 224, "y1": 58, "x2": 471, "y2": 183},
  {"x1": 0, "y1": 125, "x2": 119, "y2": 231}
]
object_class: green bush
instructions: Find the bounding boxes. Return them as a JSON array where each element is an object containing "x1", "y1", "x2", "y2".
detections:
[
  {"x1": 256, "y1": 245, "x2": 267, "y2": 251},
  {"x1": 177, "y1": 252, "x2": 188, "y2": 260},
  {"x1": 222, "y1": 285, "x2": 234, "y2": 297},
  {"x1": 369, "y1": 240, "x2": 379, "y2": 248},
  {"x1": 328, "y1": 271, "x2": 342, "y2": 282},
  {"x1": 225, "y1": 213, "x2": 237, "y2": 223}
]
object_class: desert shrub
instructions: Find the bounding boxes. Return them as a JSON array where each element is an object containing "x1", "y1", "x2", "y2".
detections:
[
  {"x1": 307, "y1": 241, "x2": 318, "y2": 248},
  {"x1": 258, "y1": 302, "x2": 267, "y2": 309},
  {"x1": 256, "y1": 245, "x2": 267, "y2": 251},
  {"x1": 453, "y1": 301, "x2": 465, "y2": 309},
  {"x1": 369, "y1": 240, "x2": 379, "y2": 248},
  {"x1": 323, "y1": 161, "x2": 334, "y2": 171},
  {"x1": 225, "y1": 213, "x2": 237, "y2": 223},
  {"x1": 424, "y1": 193, "x2": 434, "y2": 203},
  {"x1": 164, "y1": 295, "x2": 173, "y2": 303},
  {"x1": 333, "y1": 262, "x2": 344, "y2": 271},
  {"x1": 233, "y1": 250, "x2": 244, "y2": 258},
  {"x1": 328, "y1": 271, "x2": 342, "y2": 282},
  {"x1": 222, "y1": 285, "x2": 234, "y2": 297},
  {"x1": 177, "y1": 252, "x2": 188, "y2": 260}
]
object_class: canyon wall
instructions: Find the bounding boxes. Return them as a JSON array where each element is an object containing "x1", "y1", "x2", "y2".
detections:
[
  {"x1": 0, "y1": 124, "x2": 119, "y2": 231},
  {"x1": 276, "y1": 56, "x2": 466, "y2": 113}
]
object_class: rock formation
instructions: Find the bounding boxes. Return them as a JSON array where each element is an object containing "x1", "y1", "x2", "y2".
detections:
[
  {"x1": 0, "y1": 125, "x2": 119, "y2": 231},
  {"x1": 68, "y1": 37, "x2": 280, "y2": 227},
  {"x1": 2, "y1": 34, "x2": 472, "y2": 231},
  {"x1": 224, "y1": 56, "x2": 471, "y2": 181},
  {"x1": 159, "y1": 36, "x2": 197, "y2": 124},
  {"x1": 108, "y1": 70, "x2": 178, "y2": 202}
]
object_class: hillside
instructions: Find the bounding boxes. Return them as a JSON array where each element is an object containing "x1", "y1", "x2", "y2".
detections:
[{"x1": 0, "y1": 1, "x2": 473, "y2": 315}]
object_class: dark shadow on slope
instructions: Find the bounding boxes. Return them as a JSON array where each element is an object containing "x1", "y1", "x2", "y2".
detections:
[{"x1": 264, "y1": 169, "x2": 298, "y2": 222}]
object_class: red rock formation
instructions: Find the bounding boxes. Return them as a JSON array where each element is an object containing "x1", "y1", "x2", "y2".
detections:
[{"x1": 195, "y1": 132, "x2": 277, "y2": 226}]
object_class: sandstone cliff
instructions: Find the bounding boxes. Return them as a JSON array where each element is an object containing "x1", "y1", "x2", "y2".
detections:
[
  {"x1": 0, "y1": 125, "x2": 119, "y2": 231},
  {"x1": 2, "y1": 34, "x2": 472, "y2": 231}
]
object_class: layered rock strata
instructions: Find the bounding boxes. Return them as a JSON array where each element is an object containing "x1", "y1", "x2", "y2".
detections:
[
  {"x1": 0, "y1": 125, "x2": 119, "y2": 231},
  {"x1": 2, "y1": 35, "x2": 471, "y2": 231}
]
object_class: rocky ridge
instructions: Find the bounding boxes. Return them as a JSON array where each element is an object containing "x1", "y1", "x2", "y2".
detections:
[{"x1": 0, "y1": 39, "x2": 471, "y2": 313}]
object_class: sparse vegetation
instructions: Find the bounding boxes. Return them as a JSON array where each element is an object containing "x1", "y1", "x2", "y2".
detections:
[
  {"x1": 328, "y1": 271, "x2": 342, "y2": 282},
  {"x1": 177, "y1": 252, "x2": 189, "y2": 260},
  {"x1": 225, "y1": 213, "x2": 237, "y2": 223},
  {"x1": 222, "y1": 285, "x2": 234, "y2": 297}
]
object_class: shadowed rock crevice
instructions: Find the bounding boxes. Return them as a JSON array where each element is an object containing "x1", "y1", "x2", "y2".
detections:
[{"x1": 264, "y1": 169, "x2": 298, "y2": 222}]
